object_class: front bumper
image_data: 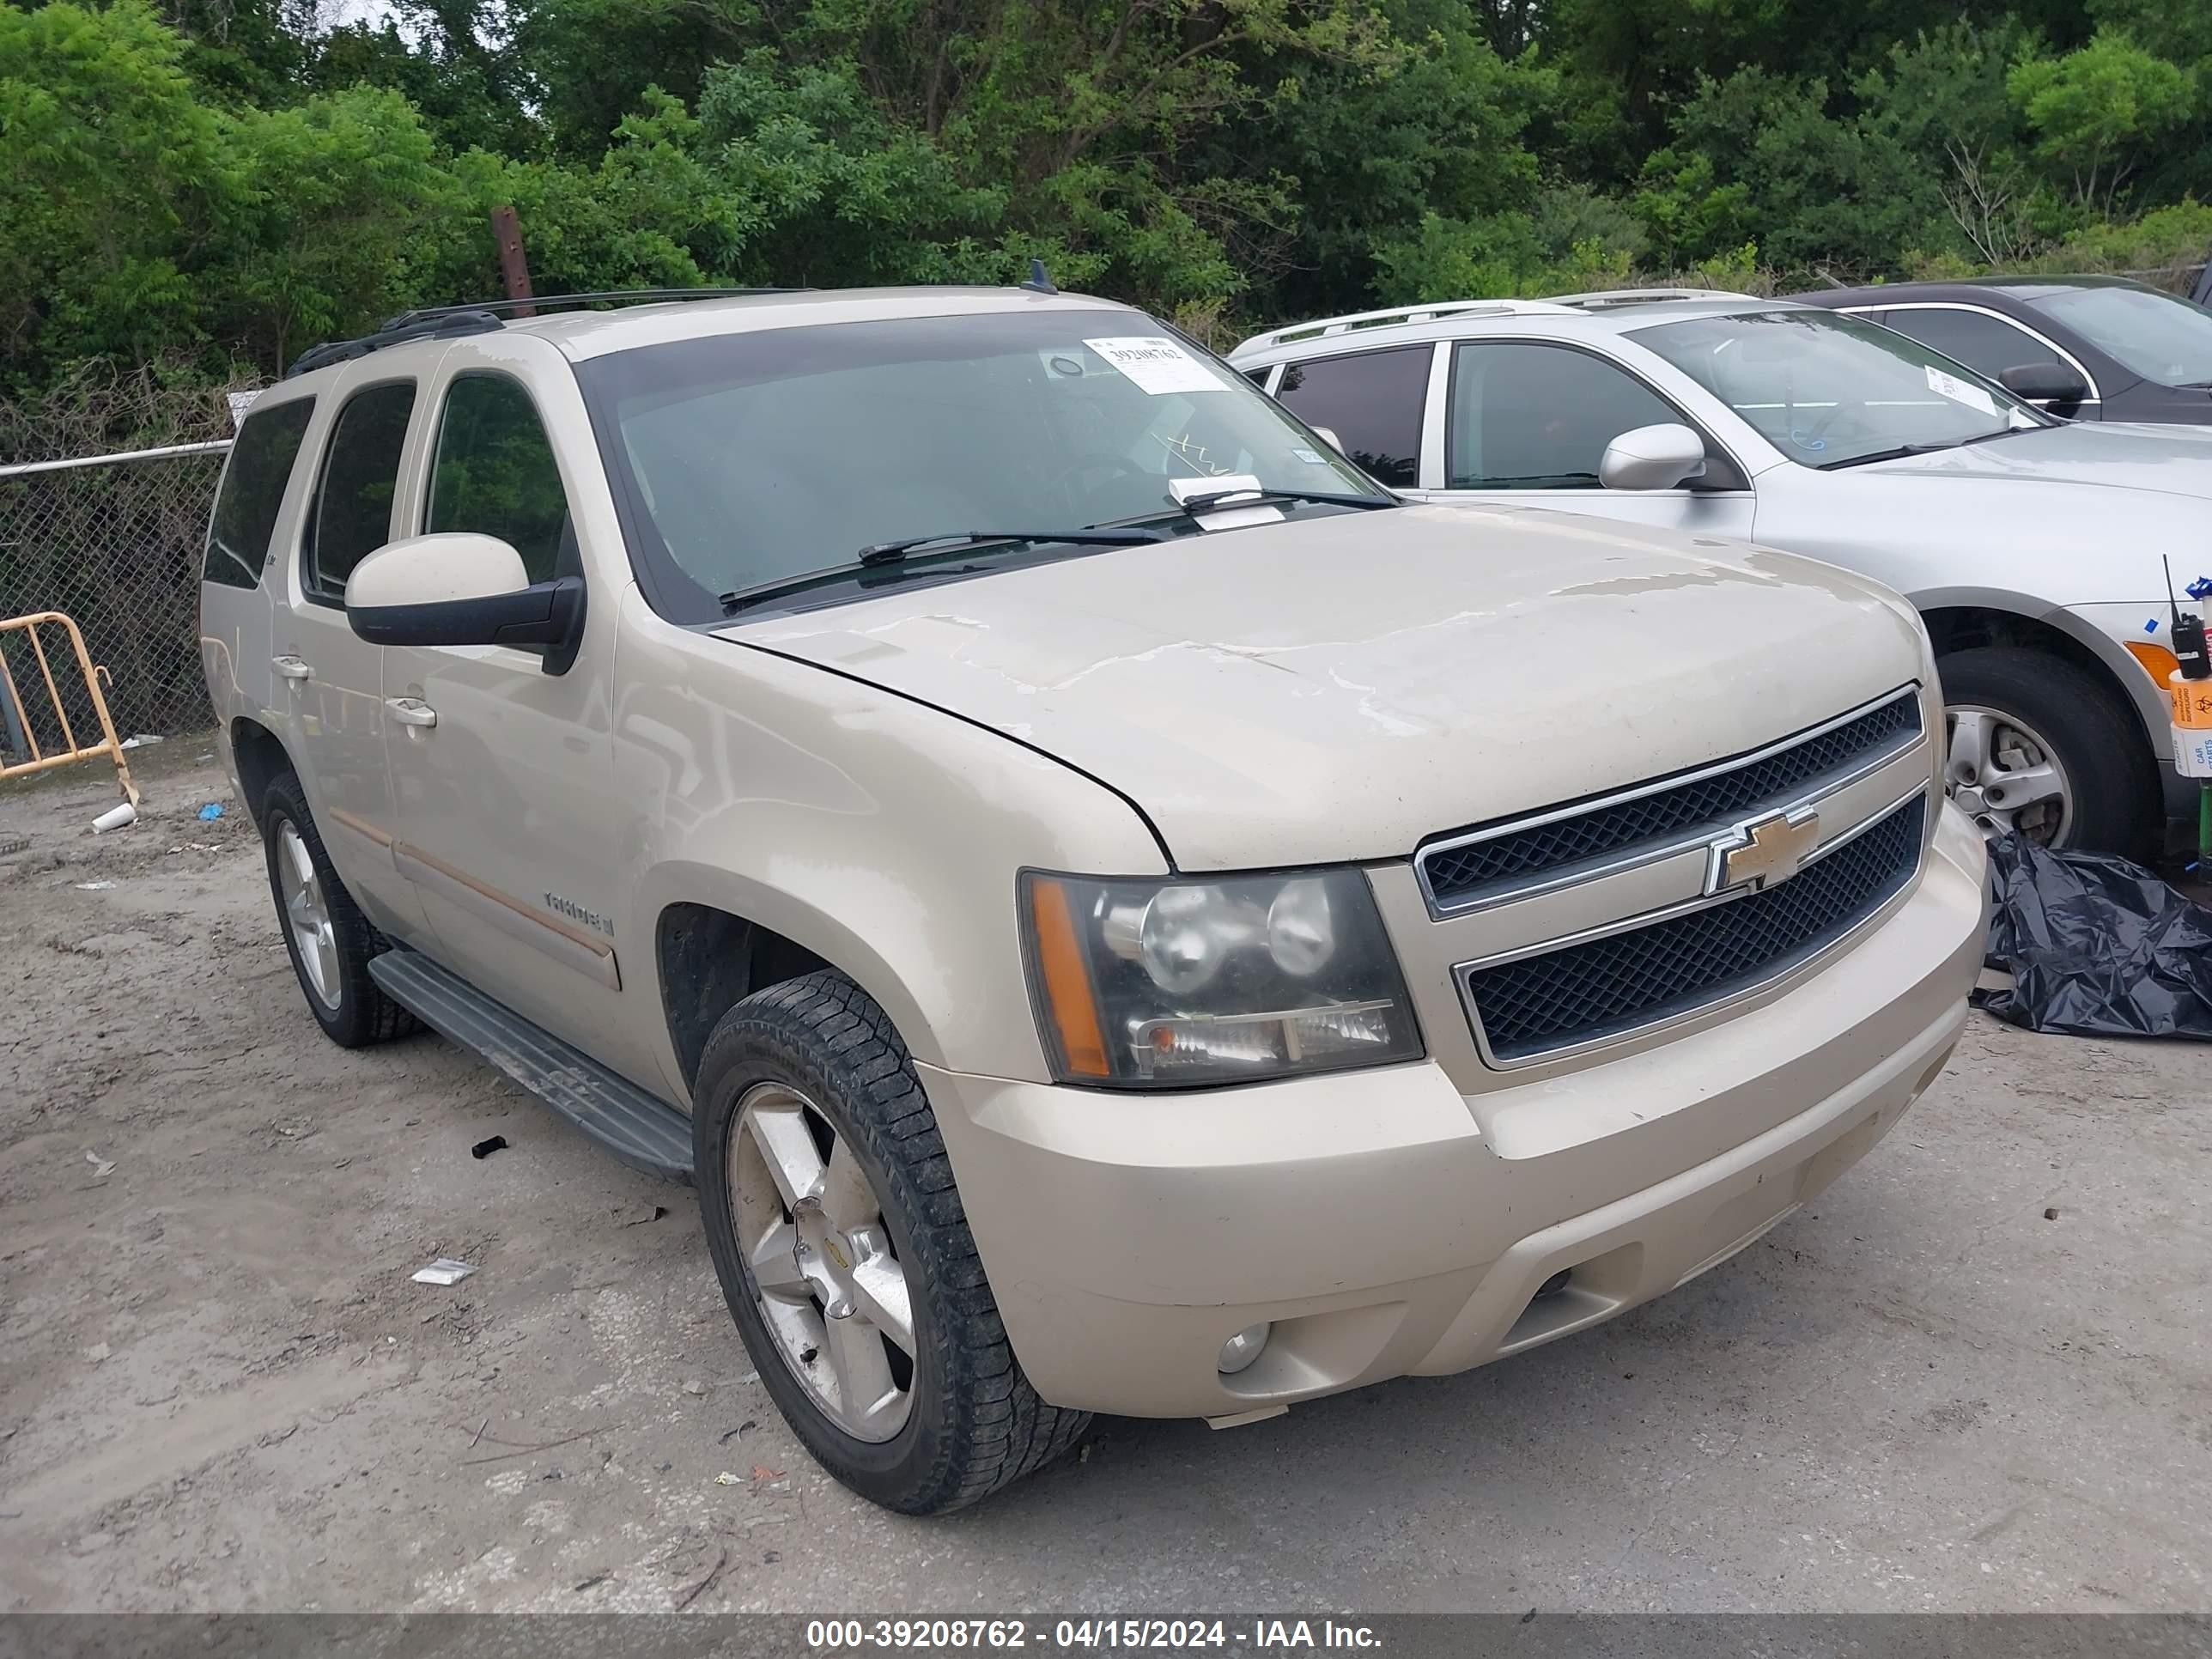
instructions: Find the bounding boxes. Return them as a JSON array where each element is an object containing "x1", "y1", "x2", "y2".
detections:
[{"x1": 919, "y1": 805, "x2": 1989, "y2": 1419}]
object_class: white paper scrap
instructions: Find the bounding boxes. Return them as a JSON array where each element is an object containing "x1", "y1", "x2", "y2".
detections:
[
  {"x1": 1924, "y1": 364, "x2": 1997, "y2": 418},
  {"x1": 1082, "y1": 337, "x2": 1227, "y2": 396}
]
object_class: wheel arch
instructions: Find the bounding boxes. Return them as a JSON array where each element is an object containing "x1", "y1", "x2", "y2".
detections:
[
  {"x1": 639, "y1": 864, "x2": 960, "y2": 1104},
  {"x1": 1911, "y1": 587, "x2": 2166, "y2": 760},
  {"x1": 228, "y1": 716, "x2": 294, "y2": 830}
]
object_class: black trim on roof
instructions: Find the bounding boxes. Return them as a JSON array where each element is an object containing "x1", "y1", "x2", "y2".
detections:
[{"x1": 282, "y1": 287, "x2": 816, "y2": 380}]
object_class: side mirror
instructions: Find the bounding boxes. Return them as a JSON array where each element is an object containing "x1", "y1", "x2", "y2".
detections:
[
  {"x1": 345, "y1": 532, "x2": 585, "y2": 674},
  {"x1": 1600, "y1": 422, "x2": 1708, "y2": 491},
  {"x1": 1309, "y1": 425, "x2": 1346, "y2": 454},
  {"x1": 1997, "y1": 362, "x2": 2088, "y2": 404}
]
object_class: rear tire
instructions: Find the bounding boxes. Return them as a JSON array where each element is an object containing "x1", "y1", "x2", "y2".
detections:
[
  {"x1": 695, "y1": 970, "x2": 1089, "y2": 1513},
  {"x1": 1936, "y1": 647, "x2": 2158, "y2": 859},
  {"x1": 258, "y1": 771, "x2": 418, "y2": 1048}
]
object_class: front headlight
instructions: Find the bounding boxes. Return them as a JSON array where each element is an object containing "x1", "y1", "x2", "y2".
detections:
[{"x1": 1021, "y1": 868, "x2": 1424, "y2": 1088}]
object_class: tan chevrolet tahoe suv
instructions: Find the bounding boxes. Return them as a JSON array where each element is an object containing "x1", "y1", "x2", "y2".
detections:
[{"x1": 198, "y1": 284, "x2": 1989, "y2": 1513}]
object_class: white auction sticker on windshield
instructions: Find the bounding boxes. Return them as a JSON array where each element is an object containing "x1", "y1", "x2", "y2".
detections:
[
  {"x1": 1924, "y1": 363, "x2": 1997, "y2": 418},
  {"x1": 1083, "y1": 337, "x2": 1228, "y2": 395}
]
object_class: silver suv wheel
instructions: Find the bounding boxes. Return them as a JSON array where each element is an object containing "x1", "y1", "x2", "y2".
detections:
[
  {"x1": 730, "y1": 1081, "x2": 917, "y2": 1442},
  {"x1": 276, "y1": 817, "x2": 342, "y2": 1011},
  {"x1": 1946, "y1": 702, "x2": 2074, "y2": 846}
]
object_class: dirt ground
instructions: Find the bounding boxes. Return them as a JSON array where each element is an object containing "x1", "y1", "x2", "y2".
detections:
[{"x1": 2, "y1": 738, "x2": 2209, "y2": 1615}]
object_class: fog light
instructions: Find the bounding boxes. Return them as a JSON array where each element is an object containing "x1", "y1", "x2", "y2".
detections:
[{"x1": 1217, "y1": 1322, "x2": 1271, "y2": 1375}]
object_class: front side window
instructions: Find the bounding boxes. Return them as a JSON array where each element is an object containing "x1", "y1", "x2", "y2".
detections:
[
  {"x1": 578, "y1": 310, "x2": 1383, "y2": 622},
  {"x1": 427, "y1": 375, "x2": 574, "y2": 583},
  {"x1": 1879, "y1": 308, "x2": 2073, "y2": 387},
  {"x1": 1632, "y1": 310, "x2": 2043, "y2": 469},
  {"x1": 2021, "y1": 284, "x2": 2212, "y2": 388},
  {"x1": 304, "y1": 381, "x2": 416, "y2": 603},
  {"x1": 1273, "y1": 346, "x2": 1427, "y2": 488},
  {"x1": 1448, "y1": 342, "x2": 1683, "y2": 489},
  {"x1": 204, "y1": 396, "x2": 315, "y2": 590}
]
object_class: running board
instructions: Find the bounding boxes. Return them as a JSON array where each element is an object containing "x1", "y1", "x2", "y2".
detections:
[{"x1": 369, "y1": 950, "x2": 695, "y2": 1183}]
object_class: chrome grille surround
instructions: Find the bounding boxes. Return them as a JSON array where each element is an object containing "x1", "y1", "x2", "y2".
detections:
[
  {"x1": 1414, "y1": 687, "x2": 1924, "y2": 918},
  {"x1": 1455, "y1": 789, "x2": 1929, "y2": 1069}
]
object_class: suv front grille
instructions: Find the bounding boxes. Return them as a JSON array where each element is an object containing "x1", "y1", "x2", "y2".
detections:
[
  {"x1": 1418, "y1": 690, "x2": 1922, "y2": 913},
  {"x1": 1461, "y1": 794, "x2": 1926, "y2": 1065}
]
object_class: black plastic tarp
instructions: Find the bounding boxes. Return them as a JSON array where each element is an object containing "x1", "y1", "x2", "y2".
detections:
[{"x1": 1976, "y1": 832, "x2": 2212, "y2": 1038}]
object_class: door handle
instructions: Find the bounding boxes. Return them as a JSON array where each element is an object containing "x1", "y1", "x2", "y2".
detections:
[
  {"x1": 386, "y1": 697, "x2": 437, "y2": 729},
  {"x1": 272, "y1": 656, "x2": 313, "y2": 682}
]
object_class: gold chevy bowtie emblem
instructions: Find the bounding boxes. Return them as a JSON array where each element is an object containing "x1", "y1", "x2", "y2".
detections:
[{"x1": 1715, "y1": 811, "x2": 1820, "y2": 892}]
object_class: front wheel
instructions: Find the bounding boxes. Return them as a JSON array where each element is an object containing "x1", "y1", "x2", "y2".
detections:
[
  {"x1": 694, "y1": 971, "x2": 1089, "y2": 1513},
  {"x1": 1937, "y1": 646, "x2": 2157, "y2": 858}
]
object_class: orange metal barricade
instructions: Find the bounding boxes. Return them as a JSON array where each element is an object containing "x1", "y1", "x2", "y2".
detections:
[{"x1": 0, "y1": 611, "x2": 140, "y2": 807}]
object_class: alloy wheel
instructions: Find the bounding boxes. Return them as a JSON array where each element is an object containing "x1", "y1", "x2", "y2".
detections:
[
  {"x1": 1945, "y1": 702, "x2": 2074, "y2": 846},
  {"x1": 728, "y1": 1082, "x2": 917, "y2": 1442},
  {"x1": 276, "y1": 819, "x2": 342, "y2": 1010}
]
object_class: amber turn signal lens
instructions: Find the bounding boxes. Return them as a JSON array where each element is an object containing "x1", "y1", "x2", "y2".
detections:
[
  {"x1": 2125, "y1": 639, "x2": 2181, "y2": 685},
  {"x1": 1026, "y1": 876, "x2": 1110, "y2": 1078}
]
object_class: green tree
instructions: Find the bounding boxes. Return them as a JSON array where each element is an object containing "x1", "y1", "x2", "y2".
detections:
[
  {"x1": 0, "y1": 0, "x2": 228, "y2": 379},
  {"x1": 1220, "y1": 0, "x2": 1556, "y2": 319},
  {"x1": 2009, "y1": 30, "x2": 2197, "y2": 212},
  {"x1": 208, "y1": 85, "x2": 468, "y2": 370},
  {"x1": 312, "y1": 15, "x2": 542, "y2": 157},
  {"x1": 1630, "y1": 149, "x2": 1754, "y2": 270}
]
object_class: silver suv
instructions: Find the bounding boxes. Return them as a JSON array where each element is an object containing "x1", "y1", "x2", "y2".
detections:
[
  {"x1": 200, "y1": 285, "x2": 1986, "y2": 1511},
  {"x1": 1231, "y1": 289, "x2": 2212, "y2": 858}
]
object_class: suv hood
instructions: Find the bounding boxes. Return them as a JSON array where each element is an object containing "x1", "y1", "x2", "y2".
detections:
[
  {"x1": 1856, "y1": 420, "x2": 2212, "y2": 500},
  {"x1": 720, "y1": 506, "x2": 1926, "y2": 870}
]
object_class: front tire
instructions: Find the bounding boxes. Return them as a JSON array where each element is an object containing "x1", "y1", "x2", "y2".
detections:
[
  {"x1": 695, "y1": 971, "x2": 1089, "y2": 1513},
  {"x1": 1937, "y1": 646, "x2": 2157, "y2": 858},
  {"x1": 258, "y1": 771, "x2": 418, "y2": 1048}
]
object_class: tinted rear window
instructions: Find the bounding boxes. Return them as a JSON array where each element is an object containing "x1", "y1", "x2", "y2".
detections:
[
  {"x1": 204, "y1": 397, "x2": 315, "y2": 590},
  {"x1": 1273, "y1": 347, "x2": 1428, "y2": 488}
]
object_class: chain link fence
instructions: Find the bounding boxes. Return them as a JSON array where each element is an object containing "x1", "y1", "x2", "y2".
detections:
[{"x1": 0, "y1": 368, "x2": 249, "y2": 756}]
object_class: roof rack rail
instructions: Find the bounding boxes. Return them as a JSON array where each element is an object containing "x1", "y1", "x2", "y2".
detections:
[
  {"x1": 380, "y1": 286, "x2": 811, "y2": 331},
  {"x1": 1545, "y1": 287, "x2": 1759, "y2": 309},
  {"x1": 283, "y1": 286, "x2": 814, "y2": 380},
  {"x1": 1237, "y1": 298, "x2": 1576, "y2": 353},
  {"x1": 286, "y1": 310, "x2": 504, "y2": 380}
]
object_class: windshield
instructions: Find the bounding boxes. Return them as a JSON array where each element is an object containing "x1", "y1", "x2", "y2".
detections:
[
  {"x1": 2022, "y1": 284, "x2": 2212, "y2": 387},
  {"x1": 578, "y1": 307, "x2": 1379, "y2": 620},
  {"x1": 1629, "y1": 309, "x2": 2041, "y2": 468}
]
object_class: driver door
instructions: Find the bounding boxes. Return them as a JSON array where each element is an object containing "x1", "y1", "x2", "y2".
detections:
[{"x1": 1428, "y1": 341, "x2": 1756, "y2": 538}]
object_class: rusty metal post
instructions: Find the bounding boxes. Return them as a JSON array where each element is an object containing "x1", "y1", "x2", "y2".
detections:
[{"x1": 491, "y1": 205, "x2": 536, "y2": 318}]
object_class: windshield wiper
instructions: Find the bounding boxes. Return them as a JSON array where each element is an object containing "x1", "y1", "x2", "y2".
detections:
[
  {"x1": 1819, "y1": 427, "x2": 2031, "y2": 471},
  {"x1": 1173, "y1": 485, "x2": 1397, "y2": 514},
  {"x1": 1816, "y1": 441, "x2": 1960, "y2": 471},
  {"x1": 854, "y1": 528, "x2": 1164, "y2": 567},
  {"x1": 717, "y1": 528, "x2": 1165, "y2": 615}
]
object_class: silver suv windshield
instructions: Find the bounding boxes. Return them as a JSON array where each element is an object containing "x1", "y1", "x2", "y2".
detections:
[
  {"x1": 2021, "y1": 283, "x2": 2212, "y2": 387},
  {"x1": 1629, "y1": 309, "x2": 2042, "y2": 469},
  {"x1": 579, "y1": 307, "x2": 1379, "y2": 621}
]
